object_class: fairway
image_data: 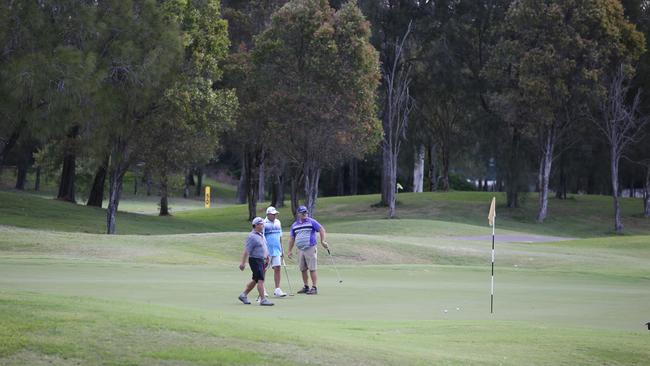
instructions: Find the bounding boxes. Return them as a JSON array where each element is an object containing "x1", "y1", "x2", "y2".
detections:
[{"x1": 1, "y1": 192, "x2": 649, "y2": 365}]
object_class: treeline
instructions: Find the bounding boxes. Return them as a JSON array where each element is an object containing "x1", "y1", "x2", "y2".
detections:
[{"x1": 2, "y1": 0, "x2": 649, "y2": 234}]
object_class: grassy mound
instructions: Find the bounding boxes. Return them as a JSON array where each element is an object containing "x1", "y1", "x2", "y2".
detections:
[
  {"x1": 2, "y1": 190, "x2": 648, "y2": 236},
  {"x1": 1, "y1": 189, "x2": 649, "y2": 365}
]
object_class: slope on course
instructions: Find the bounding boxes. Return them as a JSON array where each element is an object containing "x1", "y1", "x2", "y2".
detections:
[{"x1": 1, "y1": 190, "x2": 649, "y2": 365}]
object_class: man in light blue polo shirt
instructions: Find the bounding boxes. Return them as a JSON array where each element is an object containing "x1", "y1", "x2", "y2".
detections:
[
  {"x1": 287, "y1": 205, "x2": 328, "y2": 295},
  {"x1": 264, "y1": 206, "x2": 287, "y2": 297}
]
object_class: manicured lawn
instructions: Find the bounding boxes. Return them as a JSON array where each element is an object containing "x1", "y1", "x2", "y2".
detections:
[{"x1": 0, "y1": 189, "x2": 649, "y2": 364}]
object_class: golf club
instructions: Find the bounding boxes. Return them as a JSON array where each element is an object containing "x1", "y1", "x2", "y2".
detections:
[
  {"x1": 326, "y1": 248, "x2": 343, "y2": 283},
  {"x1": 281, "y1": 257, "x2": 295, "y2": 296}
]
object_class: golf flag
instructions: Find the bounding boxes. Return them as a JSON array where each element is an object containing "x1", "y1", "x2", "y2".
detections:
[
  {"x1": 204, "y1": 186, "x2": 211, "y2": 208},
  {"x1": 488, "y1": 196, "x2": 496, "y2": 314},
  {"x1": 488, "y1": 197, "x2": 496, "y2": 227}
]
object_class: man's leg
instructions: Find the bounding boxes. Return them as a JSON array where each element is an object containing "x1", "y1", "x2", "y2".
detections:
[
  {"x1": 309, "y1": 270, "x2": 318, "y2": 288},
  {"x1": 301, "y1": 269, "x2": 308, "y2": 286},
  {"x1": 243, "y1": 280, "x2": 256, "y2": 295},
  {"x1": 274, "y1": 266, "x2": 282, "y2": 289},
  {"x1": 257, "y1": 280, "x2": 266, "y2": 299}
]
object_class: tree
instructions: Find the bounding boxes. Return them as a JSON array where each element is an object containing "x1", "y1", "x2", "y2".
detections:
[
  {"x1": 254, "y1": 0, "x2": 382, "y2": 215},
  {"x1": 94, "y1": 0, "x2": 184, "y2": 233},
  {"x1": 591, "y1": 65, "x2": 649, "y2": 233},
  {"x1": 140, "y1": 0, "x2": 237, "y2": 216},
  {"x1": 485, "y1": 0, "x2": 645, "y2": 219},
  {"x1": 222, "y1": 0, "x2": 287, "y2": 219},
  {"x1": 0, "y1": 1, "x2": 51, "y2": 177},
  {"x1": 381, "y1": 22, "x2": 414, "y2": 218}
]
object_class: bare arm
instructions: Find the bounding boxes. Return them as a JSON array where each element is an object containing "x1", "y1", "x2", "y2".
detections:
[
  {"x1": 287, "y1": 236, "x2": 295, "y2": 258},
  {"x1": 320, "y1": 226, "x2": 328, "y2": 249},
  {"x1": 239, "y1": 250, "x2": 249, "y2": 271}
]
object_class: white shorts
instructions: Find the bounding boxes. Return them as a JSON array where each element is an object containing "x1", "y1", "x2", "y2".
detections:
[{"x1": 269, "y1": 255, "x2": 282, "y2": 268}]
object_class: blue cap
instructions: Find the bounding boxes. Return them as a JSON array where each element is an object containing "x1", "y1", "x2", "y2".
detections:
[{"x1": 297, "y1": 205, "x2": 308, "y2": 213}]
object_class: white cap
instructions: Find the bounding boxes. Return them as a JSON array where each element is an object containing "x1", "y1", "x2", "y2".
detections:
[
  {"x1": 266, "y1": 206, "x2": 279, "y2": 215},
  {"x1": 252, "y1": 217, "x2": 264, "y2": 226}
]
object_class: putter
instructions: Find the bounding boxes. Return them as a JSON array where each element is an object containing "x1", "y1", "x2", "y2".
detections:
[
  {"x1": 282, "y1": 257, "x2": 295, "y2": 296},
  {"x1": 326, "y1": 248, "x2": 343, "y2": 283}
]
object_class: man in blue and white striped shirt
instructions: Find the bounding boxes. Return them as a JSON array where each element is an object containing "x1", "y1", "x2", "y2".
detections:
[{"x1": 287, "y1": 205, "x2": 328, "y2": 295}]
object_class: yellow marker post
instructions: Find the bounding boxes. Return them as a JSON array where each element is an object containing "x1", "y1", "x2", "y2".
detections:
[{"x1": 204, "y1": 186, "x2": 211, "y2": 208}]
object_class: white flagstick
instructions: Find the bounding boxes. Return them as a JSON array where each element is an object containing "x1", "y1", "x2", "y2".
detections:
[
  {"x1": 491, "y1": 215, "x2": 495, "y2": 314},
  {"x1": 488, "y1": 197, "x2": 496, "y2": 314}
]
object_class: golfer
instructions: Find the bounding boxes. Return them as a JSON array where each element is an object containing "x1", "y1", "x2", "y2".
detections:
[
  {"x1": 264, "y1": 206, "x2": 287, "y2": 297},
  {"x1": 287, "y1": 205, "x2": 328, "y2": 295},
  {"x1": 238, "y1": 217, "x2": 274, "y2": 306}
]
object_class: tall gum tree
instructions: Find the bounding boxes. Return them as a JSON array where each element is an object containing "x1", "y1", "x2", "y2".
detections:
[
  {"x1": 95, "y1": 0, "x2": 183, "y2": 234},
  {"x1": 485, "y1": 0, "x2": 645, "y2": 221},
  {"x1": 253, "y1": 0, "x2": 382, "y2": 215},
  {"x1": 141, "y1": 0, "x2": 237, "y2": 216}
]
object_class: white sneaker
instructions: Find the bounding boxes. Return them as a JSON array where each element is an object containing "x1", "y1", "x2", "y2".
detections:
[
  {"x1": 257, "y1": 291, "x2": 270, "y2": 303},
  {"x1": 274, "y1": 288, "x2": 287, "y2": 297}
]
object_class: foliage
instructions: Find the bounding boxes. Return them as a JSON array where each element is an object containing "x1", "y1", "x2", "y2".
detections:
[
  {"x1": 253, "y1": 0, "x2": 382, "y2": 213},
  {"x1": 140, "y1": 1, "x2": 238, "y2": 216}
]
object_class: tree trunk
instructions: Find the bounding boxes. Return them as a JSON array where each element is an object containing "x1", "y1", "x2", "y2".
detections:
[
  {"x1": 506, "y1": 129, "x2": 522, "y2": 208},
  {"x1": 440, "y1": 141, "x2": 450, "y2": 191},
  {"x1": 381, "y1": 146, "x2": 391, "y2": 205},
  {"x1": 271, "y1": 158, "x2": 286, "y2": 208},
  {"x1": 277, "y1": 172, "x2": 285, "y2": 207},
  {"x1": 629, "y1": 180, "x2": 634, "y2": 198},
  {"x1": 237, "y1": 157, "x2": 247, "y2": 204},
  {"x1": 133, "y1": 171, "x2": 138, "y2": 195},
  {"x1": 195, "y1": 167, "x2": 203, "y2": 197},
  {"x1": 159, "y1": 173, "x2": 170, "y2": 216},
  {"x1": 57, "y1": 151, "x2": 76, "y2": 201},
  {"x1": 34, "y1": 166, "x2": 41, "y2": 191},
  {"x1": 303, "y1": 162, "x2": 321, "y2": 216},
  {"x1": 0, "y1": 119, "x2": 26, "y2": 177},
  {"x1": 145, "y1": 172, "x2": 153, "y2": 196},
  {"x1": 15, "y1": 158, "x2": 28, "y2": 190},
  {"x1": 536, "y1": 132, "x2": 555, "y2": 223},
  {"x1": 290, "y1": 173, "x2": 300, "y2": 217},
  {"x1": 87, "y1": 157, "x2": 109, "y2": 207},
  {"x1": 258, "y1": 159, "x2": 265, "y2": 202},
  {"x1": 413, "y1": 144, "x2": 424, "y2": 193},
  {"x1": 643, "y1": 164, "x2": 650, "y2": 218},
  {"x1": 336, "y1": 163, "x2": 345, "y2": 196},
  {"x1": 388, "y1": 152, "x2": 397, "y2": 218},
  {"x1": 183, "y1": 169, "x2": 191, "y2": 198},
  {"x1": 428, "y1": 143, "x2": 437, "y2": 191},
  {"x1": 610, "y1": 146, "x2": 623, "y2": 233},
  {"x1": 106, "y1": 162, "x2": 127, "y2": 235},
  {"x1": 187, "y1": 171, "x2": 195, "y2": 186},
  {"x1": 348, "y1": 159, "x2": 358, "y2": 195},
  {"x1": 245, "y1": 150, "x2": 260, "y2": 221},
  {"x1": 57, "y1": 126, "x2": 79, "y2": 203},
  {"x1": 271, "y1": 172, "x2": 284, "y2": 208}
]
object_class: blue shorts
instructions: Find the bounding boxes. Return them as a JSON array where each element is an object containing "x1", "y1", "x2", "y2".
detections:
[{"x1": 249, "y1": 257, "x2": 265, "y2": 283}]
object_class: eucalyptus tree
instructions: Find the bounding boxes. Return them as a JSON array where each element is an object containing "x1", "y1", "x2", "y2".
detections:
[
  {"x1": 221, "y1": 0, "x2": 287, "y2": 218},
  {"x1": 485, "y1": 0, "x2": 644, "y2": 219},
  {"x1": 591, "y1": 66, "x2": 649, "y2": 232},
  {"x1": 0, "y1": 1, "x2": 52, "y2": 177},
  {"x1": 381, "y1": 22, "x2": 414, "y2": 217},
  {"x1": 139, "y1": 0, "x2": 237, "y2": 216},
  {"x1": 93, "y1": 0, "x2": 183, "y2": 233},
  {"x1": 254, "y1": 0, "x2": 382, "y2": 215}
]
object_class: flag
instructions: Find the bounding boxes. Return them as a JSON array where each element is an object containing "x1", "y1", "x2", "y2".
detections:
[{"x1": 488, "y1": 197, "x2": 496, "y2": 227}]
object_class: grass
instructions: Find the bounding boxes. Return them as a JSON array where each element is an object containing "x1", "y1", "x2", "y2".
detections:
[
  {"x1": 4, "y1": 189, "x2": 646, "y2": 236},
  {"x1": 0, "y1": 188, "x2": 649, "y2": 365}
]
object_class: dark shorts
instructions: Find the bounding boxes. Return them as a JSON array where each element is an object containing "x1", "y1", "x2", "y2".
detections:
[{"x1": 249, "y1": 257, "x2": 265, "y2": 283}]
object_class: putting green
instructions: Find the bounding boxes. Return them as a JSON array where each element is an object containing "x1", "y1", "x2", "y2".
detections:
[{"x1": 1, "y1": 190, "x2": 649, "y2": 365}]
